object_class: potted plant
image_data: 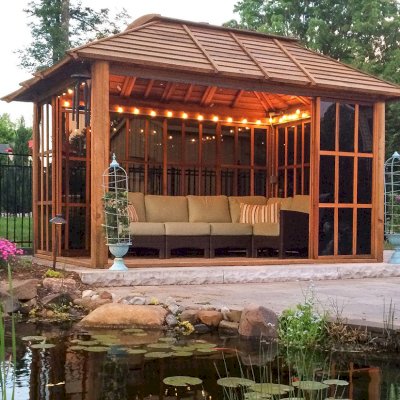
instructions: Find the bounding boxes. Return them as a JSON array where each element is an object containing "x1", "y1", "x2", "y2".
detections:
[
  {"x1": 385, "y1": 151, "x2": 400, "y2": 264},
  {"x1": 102, "y1": 155, "x2": 131, "y2": 271}
]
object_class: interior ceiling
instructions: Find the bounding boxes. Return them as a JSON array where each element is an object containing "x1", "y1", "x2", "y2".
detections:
[{"x1": 109, "y1": 75, "x2": 311, "y2": 117}]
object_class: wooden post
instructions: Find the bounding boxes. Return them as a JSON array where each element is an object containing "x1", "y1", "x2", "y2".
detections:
[
  {"x1": 32, "y1": 103, "x2": 40, "y2": 254},
  {"x1": 372, "y1": 102, "x2": 385, "y2": 261},
  {"x1": 90, "y1": 61, "x2": 110, "y2": 268}
]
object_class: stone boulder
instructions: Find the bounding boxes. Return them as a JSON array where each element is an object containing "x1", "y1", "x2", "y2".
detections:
[
  {"x1": 79, "y1": 303, "x2": 168, "y2": 328},
  {"x1": 219, "y1": 320, "x2": 239, "y2": 334},
  {"x1": 41, "y1": 293, "x2": 73, "y2": 308},
  {"x1": 238, "y1": 305, "x2": 278, "y2": 338},
  {"x1": 43, "y1": 277, "x2": 77, "y2": 293},
  {"x1": 180, "y1": 309, "x2": 199, "y2": 324},
  {"x1": 73, "y1": 297, "x2": 112, "y2": 311},
  {"x1": 9, "y1": 279, "x2": 38, "y2": 301},
  {"x1": 0, "y1": 290, "x2": 20, "y2": 313},
  {"x1": 198, "y1": 310, "x2": 223, "y2": 327}
]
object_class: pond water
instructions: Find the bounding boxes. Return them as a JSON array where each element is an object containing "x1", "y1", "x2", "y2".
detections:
[{"x1": 3, "y1": 322, "x2": 400, "y2": 400}]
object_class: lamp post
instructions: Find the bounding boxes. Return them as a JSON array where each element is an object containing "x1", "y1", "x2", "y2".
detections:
[{"x1": 50, "y1": 214, "x2": 66, "y2": 270}]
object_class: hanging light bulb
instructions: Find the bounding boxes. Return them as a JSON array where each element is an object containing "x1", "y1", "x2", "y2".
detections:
[
  {"x1": 67, "y1": 88, "x2": 73, "y2": 95},
  {"x1": 133, "y1": 108, "x2": 140, "y2": 114},
  {"x1": 166, "y1": 111, "x2": 173, "y2": 117},
  {"x1": 63, "y1": 101, "x2": 70, "y2": 107},
  {"x1": 212, "y1": 115, "x2": 219, "y2": 122},
  {"x1": 256, "y1": 120, "x2": 261, "y2": 125},
  {"x1": 197, "y1": 115, "x2": 204, "y2": 121},
  {"x1": 150, "y1": 110, "x2": 156, "y2": 117},
  {"x1": 227, "y1": 117, "x2": 233, "y2": 123},
  {"x1": 117, "y1": 107, "x2": 123, "y2": 113},
  {"x1": 242, "y1": 118, "x2": 248, "y2": 124},
  {"x1": 182, "y1": 112, "x2": 188, "y2": 119}
]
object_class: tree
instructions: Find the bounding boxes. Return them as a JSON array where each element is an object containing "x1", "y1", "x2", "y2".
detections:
[
  {"x1": 0, "y1": 114, "x2": 16, "y2": 145},
  {"x1": 13, "y1": 118, "x2": 32, "y2": 156},
  {"x1": 227, "y1": 0, "x2": 400, "y2": 155},
  {"x1": 19, "y1": 0, "x2": 131, "y2": 72}
]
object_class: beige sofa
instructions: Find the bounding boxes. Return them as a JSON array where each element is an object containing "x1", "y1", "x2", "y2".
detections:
[{"x1": 128, "y1": 193, "x2": 309, "y2": 258}]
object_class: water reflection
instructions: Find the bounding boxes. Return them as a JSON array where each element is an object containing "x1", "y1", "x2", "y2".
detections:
[{"x1": 4, "y1": 324, "x2": 400, "y2": 400}]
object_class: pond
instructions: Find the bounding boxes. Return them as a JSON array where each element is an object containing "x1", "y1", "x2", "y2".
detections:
[{"x1": 3, "y1": 322, "x2": 400, "y2": 400}]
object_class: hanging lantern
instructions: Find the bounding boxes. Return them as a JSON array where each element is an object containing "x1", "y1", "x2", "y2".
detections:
[
  {"x1": 71, "y1": 73, "x2": 91, "y2": 129},
  {"x1": 384, "y1": 151, "x2": 400, "y2": 263}
]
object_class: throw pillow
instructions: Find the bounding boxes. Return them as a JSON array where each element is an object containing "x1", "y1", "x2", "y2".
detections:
[
  {"x1": 239, "y1": 203, "x2": 280, "y2": 224},
  {"x1": 127, "y1": 203, "x2": 139, "y2": 223}
]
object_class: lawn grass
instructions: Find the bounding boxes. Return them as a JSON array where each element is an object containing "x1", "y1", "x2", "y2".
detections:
[{"x1": 0, "y1": 216, "x2": 33, "y2": 247}]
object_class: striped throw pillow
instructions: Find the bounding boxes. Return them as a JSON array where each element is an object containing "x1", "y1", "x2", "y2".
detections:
[
  {"x1": 127, "y1": 203, "x2": 139, "y2": 223},
  {"x1": 239, "y1": 203, "x2": 280, "y2": 224}
]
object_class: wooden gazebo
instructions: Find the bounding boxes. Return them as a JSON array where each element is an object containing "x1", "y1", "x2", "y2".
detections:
[{"x1": 4, "y1": 14, "x2": 400, "y2": 268}]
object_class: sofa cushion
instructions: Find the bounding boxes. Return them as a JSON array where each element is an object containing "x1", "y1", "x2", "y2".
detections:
[
  {"x1": 267, "y1": 196, "x2": 293, "y2": 211},
  {"x1": 129, "y1": 222, "x2": 165, "y2": 236},
  {"x1": 145, "y1": 195, "x2": 188, "y2": 222},
  {"x1": 127, "y1": 204, "x2": 139, "y2": 223},
  {"x1": 228, "y1": 196, "x2": 267, "y2": 223},
  {"x1": 239, "y1": 203, "x2": 280, "y2": 224},
  {"x1": 165, "y1": 222, "x2": 210, "y2": 236},
  {"x1": 253, "y1": 222, "x2": 280, "y2": 237},
  {"x1": 210, "y1": 223, "x2": 253, "y2": 236},
  {"x1": 291, "y1": 195, "x2": 310, "y2": 214},
  {"x1": 187, "y1": 196, "x2": 231, "y2": 222},
  {"x1": 128, "y1": 192, "x2": 146, "y2": 222}
]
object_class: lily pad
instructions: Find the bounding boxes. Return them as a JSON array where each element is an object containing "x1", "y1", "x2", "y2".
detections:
[
  {"x1": 69, "y1": 345, "x2": 86, "y2": 351},
  {"x1": 144, "y1": 352, "x2": 172, "y2": 359},
  {"x1": 91, "y1": 335, "x2": 118, "y2": 341},
  {"x1": 163, "y1": 376, "x2": 203, "y2": 387},
  {"x1": 281, "y1": 398, "x2": 305, "y2": 400},
  {"x1": 217, "y1": 377, "x2": 255, "y2": 388},
  {"x1": 322, "y1": 379, "x2": 349, "y2": 386},
  {"x1": 196, "y1": 347, "x2": 217, "y2": 353},
  {"x1": 171, "y1": 345, "x2": 197, "y2": 352},
  {"x1": 133, "y1": 332, "x2": 148, "y2": 336},
  {"x1": 172, "y1": 351, "x2": 193, "y2": 357},
  {"x1": 292, "y1": 381, "x2": 329, "y2": 391},
  {"x1": 158, "y1": 337, "x2": 176, "y2": 343},
  {"x1": 123, "y1": 328, "x2": 145, "y2": 333},
  {"x1": 31, "y1": 343, "x2": 56, "y2": 349},
  {"x1": 127, "y1": 349, "x2": 148, "y2": 355},
  {"x1": 147, "y1": 343, "x2": 174, "y2": 349},
  {"x1": 193, "y1": 342, "x2": 217, "y2": 349},
  {"x1": 22, "y1": 336, "x2": 47, "y2": 342},
  {"x1": 250, "y1": 383, "x2": 293, "y2": 395},
  {"x1": 244, "y1": 393, "x2": 272, "y2": 400},
  {"x1": 82, "y1": 346, "x2": 109, "y2": 352},
  {"x1": 76, "y1": 340, "x2": 99, "y2": 346}
]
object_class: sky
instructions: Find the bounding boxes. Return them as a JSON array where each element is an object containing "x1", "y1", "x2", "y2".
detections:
[{"x1": 0, "y1": 0, "x2": 238, "y2": 126}]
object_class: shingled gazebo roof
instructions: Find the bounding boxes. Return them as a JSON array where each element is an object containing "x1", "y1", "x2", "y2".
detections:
[{"x1": 4, "y1": 14, "x2": 400, "y2": 102}]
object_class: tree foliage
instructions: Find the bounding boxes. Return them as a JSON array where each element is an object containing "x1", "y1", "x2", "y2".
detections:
[
  {"x1": 18, "y1": 0, "x2": 131, "y2": 72},
  {"x1": 0, "y1": 114, "x2": 32, "y2": 154},
  {"x1": 227, "y1": 0, "x2": 400, "y2": 155}
]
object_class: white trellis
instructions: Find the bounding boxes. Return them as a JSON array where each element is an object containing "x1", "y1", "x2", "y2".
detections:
[
  {"x1": 384, "y1": 151, "x2": 400, "y2": 234},
  {"x1": 102, "y1": 154, "x2": 131, "y2": 246}
]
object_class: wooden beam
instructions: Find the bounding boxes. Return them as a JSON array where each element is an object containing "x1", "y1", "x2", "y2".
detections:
[
  {"x1": 231, "y1": 89, "x2": 244, "y2": 108},
  {"x1": 111, "y1": 64, "x2": 385, "y2": 103},
  {"x1": 161, "y1": 82, "x2": 175, "y2": 102},
  {"x1": 372, "y1": 102, "x2": 385, "y2": 261},
  {"x1": 230, "y1": 32, "x2": 271, "y2": 79},
  {"x1": 273, "y1": 39, "x2": 317, "y2": 85},
  {"x1": 32, "y1": 103, "x2": 40, "y2": 254},
  {"x1": 201, "y1": 86, "x2": 217, "y2": 106},
  {"x1": 90, "y1": 61, "x2": 110, "y2": 268},
  {"x1": 261, "y1": 92, "x2": 276, "y2": 110},
  {"x1": 295, "y1": 96, "x2": 311, "y2": 106},
  {"x1": 182, "y1": 24, "x2": 220, "y2": 73},
  {"x1": 144, "y1": 79, "x2": 154, "y2": 98},
  {"x1": 120, "y1": 76, "x2": 136, "y2": 97},
  {"x1": 184, "y1": 84, "x2": 193, "y2": 103},
  {"x1": 253, "y1": 91, "x2": 271, "y2": 112}
]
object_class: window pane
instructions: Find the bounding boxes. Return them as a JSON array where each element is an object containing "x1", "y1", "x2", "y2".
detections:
[
  {"x1": 238, "y1": 127, "x2": 251, "y2": 165},
  {"x1": 221, "y1": 126, "x2": 235, "y2": 165},
  {"x1": 69, "y1": 160, "x2": 86, "y2": 203},
  {"x1": 238, "y1": 169, "x2": 250, "y2": 195},
  {"x1": 129, "y1": 117, "x2": 145, "y2": 160},
  {"x1": 304, "y1": 123, "x2": 310, "y2": 163},
  {"x1": 167, "y1": 119, "x2": 182, "y2": 164},
  {"x1": 148, "y1": 119, "x2": 163, "y2": 163},
  {"x1": 339, "y1": 156, "x2": 354, "y2": 203},
  {"x1": 278, "y1": 128, "x2": 285, "y2": 166},
  {"x1": 202, "y1": 168, "x2": 216, "y2": 195},
  {"x1": 287, "y1": 127, "x2": 294, "y2": 165},
  {"x1": 303, "y1": 166, "x2": 310, "y2": 195},
  {"x1": 185, "y1": 167, "x2": 198, "y2": 195},
  {"x1": 221, "y1": 169, "x2": 234, "y2": 196},
  {"x1": 287, "y1": 168, "x2": 294, "y2": 197},
  {"x1": 127, "y1": 164, "x2": 145, "y2": 193},
  {"x1": 338, "y1": 208, "x2": 353, "y2": 255},
  {"x1": 319, "y1": 156, "x2": 335, "y2": 203},
  {"x1": 202, "y1": 122, "x2": 217, "y2": 166},
  {"x1": 185, "y1": 121, "x2": 199, "y2": 165},
  {"x1": 147, "y1": 166, "x2": 162, "y2": 194},
  {"x1": 254, "y1": 128, "x2": 267, "y2": 166},
  {"x1": 357, "y1": 208, "x2": 371, "y2": 255},
  {"x1": 320, "y1": 101, "x2": 336, "y2": 151},
  {"x1": 339, "y1": 103, "x2": 355, "y2": 152},
  {"x1": 167, "y1": 167, "x2": 181, "y2": 195},
  {"x1": 319, "y1": 208, "x2": 334, "y2": 256},
  {"x1": 358, "y1": 158, "x2": 373, "y2": 204},
  {"x1": 296, "y1": 168, "x2": 302, "y2": 195},
  {"x1": 278, "y1": 170, "x2": 284, "y2": 197},
  {"x1": 255, "y1": 170, "x2": 267, "y2": 196},
  {"x1": 296, "y1": 126, "x2": 302, "y2": 165},
  {"x1": 358, "y1": 105, "x2": 373, "y2": 153}
]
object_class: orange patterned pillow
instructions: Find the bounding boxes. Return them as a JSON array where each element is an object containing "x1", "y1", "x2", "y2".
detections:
[
  {"x1": 239, "y1": 202, "x2": 280, "y2": 224},
  {"x1": 127, "y1": 203, "x2": 139, "y2": 223}
]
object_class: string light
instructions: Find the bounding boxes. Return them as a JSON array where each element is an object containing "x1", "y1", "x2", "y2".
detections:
[
  {"x1": 227, "y1": 117, "x2": 233, "y2": 123},
  {"x1": 182, "y1": 112, "x2": 188, "y2": 119},
  {"x1": 242, "y1": 118, "x2": 248, "y2": 124},
  {"x1": 67, "y1": 88, "x2": 73, "y2": 94},
  {"x1": 296, "y1": 109, "x2": 301, "y2": 115},
  {"x1": 63, "y1": 101, "x2": 70, "y2": 107},
  {"x1": 212, "y1": 116, "x2": 219, "y2": 122},
  {"x1": 133, "y1": 108, "x2": 140, "y2": 114},
  {"x1": 197, "y1": 115, "x2": 204, "y2": 121},
  {"x1": 256, "y1": 120, "x2": 261, "y2": 125},
  {"x1": 150, "y1": 110, "x2": 156, "y2": 117},
  {"x1": 166, "y1": 111, "x2": 173, "y2": 117},
  {"x1": 117, "y1": 106, "x2": 123, "y2": 113}
]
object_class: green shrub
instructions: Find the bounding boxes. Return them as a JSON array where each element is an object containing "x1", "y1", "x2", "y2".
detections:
[
  {"x1": 278, "y1": 292, "x2": 327, "y2": 349},
  {"x1": 44, "y1": 269, "x2": 64, "y2": 278}
]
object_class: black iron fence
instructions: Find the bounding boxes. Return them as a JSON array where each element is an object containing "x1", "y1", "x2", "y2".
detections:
[{"x1": 0, "y1": 153, "x2": 33, "y2": 249}]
